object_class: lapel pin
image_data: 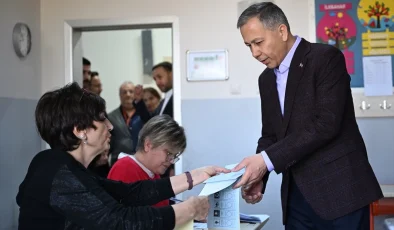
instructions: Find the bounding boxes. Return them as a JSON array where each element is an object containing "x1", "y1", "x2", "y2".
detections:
[{"x1": 299, "y1": 63, "x2": 303, "y2": 68}]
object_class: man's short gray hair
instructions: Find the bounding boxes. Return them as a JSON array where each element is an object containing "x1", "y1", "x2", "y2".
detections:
[
  {"x1": 136, "y1": 115, "x2": 186, "y2": 154},
  {"x1": 119, "y1": 81, "x2": 134, "y2": 94},
  {"x1": 237, "y1": 2, "x2": 290, "y2": 31}
]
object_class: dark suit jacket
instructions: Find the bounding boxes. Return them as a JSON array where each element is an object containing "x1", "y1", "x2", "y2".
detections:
[
  {"x1": 108, "y1": 107, "x2": 134, "y2": 156},
  {"x1": 257, "y1": 39, "x2": 383, "y2": 223},
  {"x1": 134, "y1": 95, "x2": 173, "y2": 123}
]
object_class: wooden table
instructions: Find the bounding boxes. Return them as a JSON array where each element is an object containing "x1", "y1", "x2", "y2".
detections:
[{"x1": 370, "y1": 185, "x2": 394, "y2": 230}]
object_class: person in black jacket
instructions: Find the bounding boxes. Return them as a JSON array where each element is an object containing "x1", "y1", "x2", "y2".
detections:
[
  {"x1": 16, "y1": 82, "x2": 229, "y2": 230},
  {"x1": 232, "y1": 2, "x2": 382, "y2": 229},
  {"x1": 133, "y1": 62, "x2": 174, "y2": 122}
]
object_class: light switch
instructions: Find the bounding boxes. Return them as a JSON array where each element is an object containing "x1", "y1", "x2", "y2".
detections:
[{"x1": 230, "y1": 84, "x2": 241, "y2": 95}]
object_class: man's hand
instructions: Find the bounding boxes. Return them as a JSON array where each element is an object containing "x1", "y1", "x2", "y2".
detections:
[
  {"x1": 242, "y1": 181, "x2": 263, "y2": 204},
  {"x1": 134, "y1": 85, "x2": 143, "y2": 102},
  {"x1": 232, "y1": 154, "x2": 267, "y2": 188}
]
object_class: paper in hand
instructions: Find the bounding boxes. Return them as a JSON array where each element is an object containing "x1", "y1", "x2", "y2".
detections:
[{"x1": 203, "y1": 163, "x2": 245, "y2": 183}]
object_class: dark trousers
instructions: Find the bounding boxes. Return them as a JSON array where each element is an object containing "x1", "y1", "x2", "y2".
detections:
[{"x1": 285, "y1": 177, "x2": 369, "y2": 230}]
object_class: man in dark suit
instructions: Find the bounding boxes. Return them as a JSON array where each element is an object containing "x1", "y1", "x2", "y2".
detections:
[
  {"x1": 133, "y1": 62, "x2": 173, "y2": 122},
  {"x1": 232, "y1": 2, "x2": 383, "y2": 229},
  {"x1": 82, "y1": 57, "x2": 91, "y2": 90}
]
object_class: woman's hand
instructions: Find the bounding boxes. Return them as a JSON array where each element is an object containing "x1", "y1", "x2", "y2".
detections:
[
  {"x1": 173, "y1": 196, "x2": 209, "y2": 226},
  {"x1": 187, "y1": 196, "x2": 209, "y2": 221},
  {"x1": 190, "y1": 166, "x2": 231, "y2": 185}
]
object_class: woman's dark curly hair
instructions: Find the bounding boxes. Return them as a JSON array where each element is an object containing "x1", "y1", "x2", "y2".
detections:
[{"x1": 35, "y1": 82, "x2": 107, "y2": 151}]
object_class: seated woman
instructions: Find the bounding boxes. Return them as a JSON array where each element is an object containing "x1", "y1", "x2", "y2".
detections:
[
  {"x1": 16, "y1": 82, "x2": 229, "y2": 230},
  {"x1": 143, "y1": 87, "x2": 161, "y2": 115},
  {"x1": 108, "y1": 114, "x2": 186, "y2": 207}
]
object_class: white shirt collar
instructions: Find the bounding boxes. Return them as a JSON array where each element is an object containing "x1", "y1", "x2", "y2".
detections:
[
  {"x1": 276, "y1": 36, "x2": 302, "y2": 74},
  {"x1": 159, "y1": 89, "x2": 173, "y2": 115},
  {"x1": 118, "y1": 152, "x2": 155, "y2": 178},
  {"x1": 165, "y1": 89, "x2": 173, "y2": 98}
]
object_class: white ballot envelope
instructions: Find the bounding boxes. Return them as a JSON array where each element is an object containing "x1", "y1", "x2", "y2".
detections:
[
  {"x1": 199, "y1": 163, "x2": 245, "y2": 196},
  {"x1": 199, "y1": 179, "x2": 236, "y2": 196}
]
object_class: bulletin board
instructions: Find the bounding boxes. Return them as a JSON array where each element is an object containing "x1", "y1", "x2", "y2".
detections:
[{"x1": 314, "y1": 0, "x2": 394, "y2": 91}]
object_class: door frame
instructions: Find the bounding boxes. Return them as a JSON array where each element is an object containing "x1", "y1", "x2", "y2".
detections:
[{"x1": 63, "y1": 16, "x2": 184, "y2": 195}]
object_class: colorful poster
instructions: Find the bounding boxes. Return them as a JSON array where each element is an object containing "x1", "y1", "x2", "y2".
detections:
[
  {"x1": 317, "y1": 3, "x2": 357, "y2": 74},
  {"x1": 315, "y1": 0, "x2": 394, "y2": 88},
  {"x1": 358, "y1": 1, "x2": 394, "y2": 56}
]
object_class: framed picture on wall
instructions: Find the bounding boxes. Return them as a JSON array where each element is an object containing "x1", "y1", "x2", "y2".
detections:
[{"x1": 186, "y1": 49, "x2": 229, "y2": 82}]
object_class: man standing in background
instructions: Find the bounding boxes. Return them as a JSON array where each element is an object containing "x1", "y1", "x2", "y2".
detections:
[
  {"x1": 90, "y1": 71, "x2": 102, "y2": 96},
  {"x1": 82, "y1": 57, "x2": 91, "y2": 90},
  {"x1": 133, "y1": 62, "x2": 174, "y2": 121},
  {"x1": 151, "y1": 62, "x2": 173, "y2": 117},
  {"x1": 108, "y1": 82, "x2": 143, "y2": 158}
]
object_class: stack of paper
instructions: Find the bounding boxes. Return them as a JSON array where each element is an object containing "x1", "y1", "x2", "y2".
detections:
[{"x1": 240, "y1": 213, "x2": 261, "y2": 223}]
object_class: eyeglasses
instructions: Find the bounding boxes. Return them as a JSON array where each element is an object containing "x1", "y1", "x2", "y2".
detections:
[{"x1": 166, "y1": 151, "x2": 181, "y2": 164}]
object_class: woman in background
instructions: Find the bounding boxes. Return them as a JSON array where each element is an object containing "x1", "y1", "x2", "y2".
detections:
[
  {"x1": 108, "y1": 114, "x2": 185, "y2": 207},
  {"x1": 16, "y1": 82, "x2": 229, "y2": 230},
  {"x1": 143, "y1": 87, "x2": 161, "y2": 114}
]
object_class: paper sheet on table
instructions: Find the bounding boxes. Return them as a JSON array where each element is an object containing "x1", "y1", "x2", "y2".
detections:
[
  {"x1": 240, "y1": 213, "x2": 261, "y2": 223},
  {"x1": 193, "y1": 222, "x2": 207, "y2": 229}
]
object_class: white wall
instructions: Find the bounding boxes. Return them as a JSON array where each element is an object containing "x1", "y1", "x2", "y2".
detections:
[
  {"x1": 0, "y1": 0, "x2": 42, "y2": 229},
  {"x1": 152, "y1": 28, "x2": 173, "y2": 66},
  {"x1": 0, "y1": 0, "x2": 41, "y2": 100},
  {"x1": 81, "y1": 28, "x2": 171, "y2": 112},
  {"x1": 40, "y1": 0, "x2": 311, "y2": 99}
]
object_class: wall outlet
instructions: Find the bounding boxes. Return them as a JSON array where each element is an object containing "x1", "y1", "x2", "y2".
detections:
[{"x1": 230, "y1": 84, "x2": 242, "y2": 95}]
